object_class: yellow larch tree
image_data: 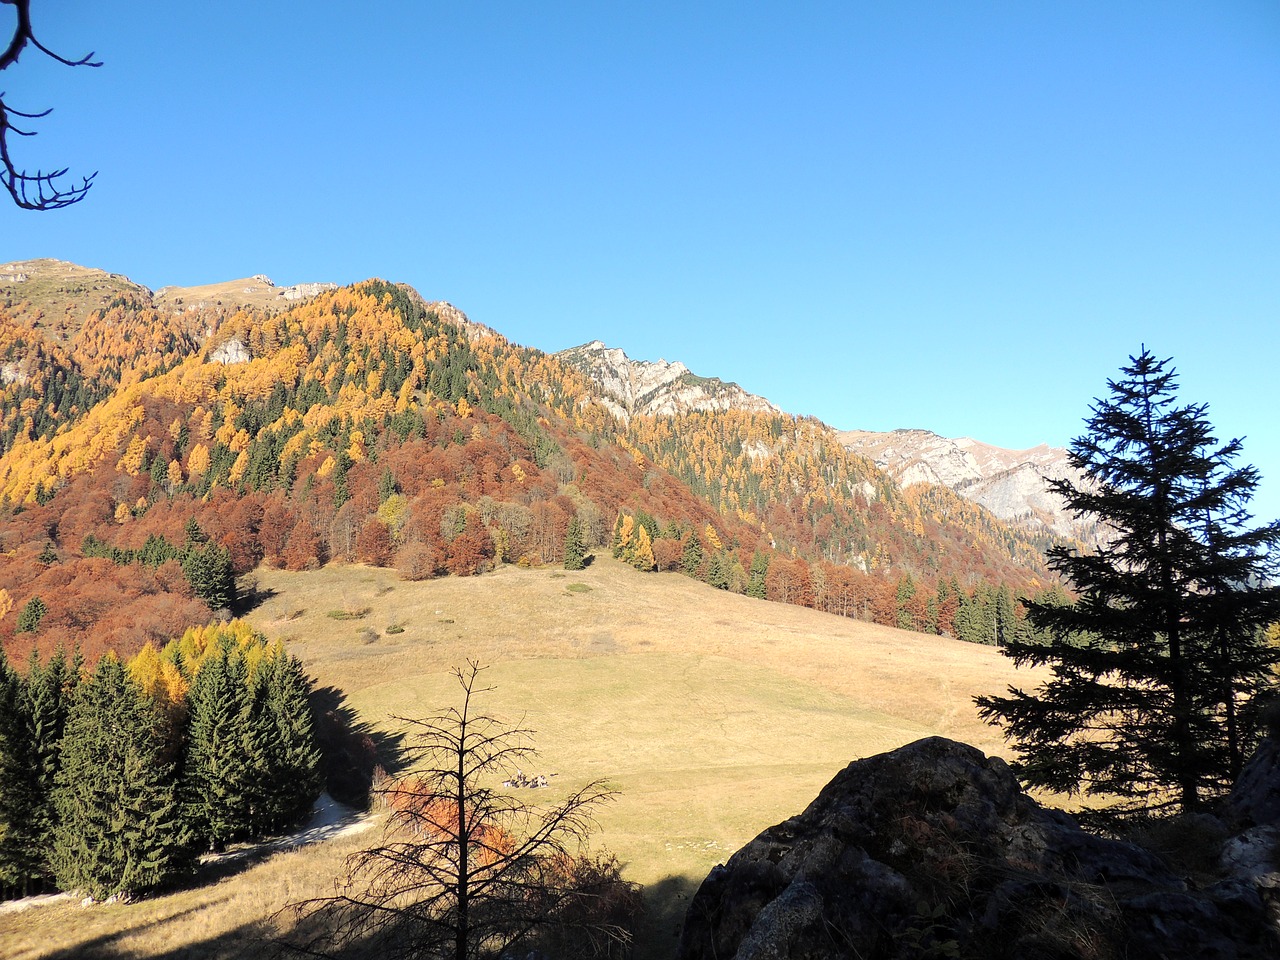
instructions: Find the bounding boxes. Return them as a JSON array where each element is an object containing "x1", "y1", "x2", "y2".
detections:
[
  {"x1": 632, "y1": 525, "x2": 656, "y2": 572},
  {"x1": 187, "y1": 442, "x2": 211, "y2": 479},
  {"x1": 117, "y1": 434, "x2": 150, "y2": 476},
  {"x1": 227, "y1": 449, "x2": 250, "y2": 487}
]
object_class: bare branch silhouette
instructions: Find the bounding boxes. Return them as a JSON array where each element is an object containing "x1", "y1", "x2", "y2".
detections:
[
  {"x1": 1, "y1": 0, "x2": 100, "y2": 210},
  {"x1": 282, "y1": 661, "x2": 642, "y2": 960}
]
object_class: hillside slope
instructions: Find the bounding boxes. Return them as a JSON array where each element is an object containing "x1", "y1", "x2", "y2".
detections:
[
  {"x1": 1, "y1": 265, "x2": 1062, "y2": 660},
  {"x1": 0, "y1": 557, "x2": 1040, "y2": 960}
]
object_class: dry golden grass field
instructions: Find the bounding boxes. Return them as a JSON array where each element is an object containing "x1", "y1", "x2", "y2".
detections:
[{"x1": 0, "y1": 557, "x2": 1042, "y2": 960}]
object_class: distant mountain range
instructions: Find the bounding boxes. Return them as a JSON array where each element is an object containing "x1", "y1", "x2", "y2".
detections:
[{"x1": 555, "y1": 340, "x2": 1087, "y2": 545}]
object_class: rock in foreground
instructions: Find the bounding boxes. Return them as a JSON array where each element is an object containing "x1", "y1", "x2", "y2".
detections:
[{"x1": 677, "y1": 737, "x2": 1278, "y2": 960}]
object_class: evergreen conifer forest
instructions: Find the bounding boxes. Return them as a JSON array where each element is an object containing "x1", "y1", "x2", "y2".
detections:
[{"x1": 0, "y1": 622, "x2": 321, "y2": 900}]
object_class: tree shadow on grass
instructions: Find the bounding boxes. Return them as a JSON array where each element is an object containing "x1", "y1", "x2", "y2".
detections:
[
  {"x1": 34, "y1": 904, "x2": 354, "y2": 960},
  {"x1": 36, "y1": 899, "x2": 239, "y2": 960},
  {"x1": 233, "y1": 575, "x2": 277, "y2": 616},
  {"x1": 30, "y1": 871, "x2": 706, "y2": 960},
  {"x1": 310, "y1": 685, "x2": 406, "y2": 808}
]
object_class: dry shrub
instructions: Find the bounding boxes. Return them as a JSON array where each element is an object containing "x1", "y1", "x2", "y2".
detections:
[
  {"x1": 528, "y1": 852, "x2": 644, "y2": 960},
  {"x1": 396, "y1": 541, "x2": 441, "y2": 581}
]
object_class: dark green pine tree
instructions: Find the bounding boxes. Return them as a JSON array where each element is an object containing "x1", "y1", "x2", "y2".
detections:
[
  {"x1": 681, "y1": 531, "x2": 703, "y2": 577},
  {"x1": 21, "y1": 648, "x2": 77, "y2": 886},
  {"x1": 15, "y1": 596, "x2": 47, "y2": 634},
  {"x1": 895, "y1": 575, "x2": 916, "y2": 631},
  {"x1": 184, "y1": 516, "x2": 208, "y2": 545},
  {"x1": 1186, "y1": 450, "x2": 1280, "y2": 786},
  {"x1": 563, "y1": 516, "x2": 587, "y2": 572},
  {"x1": 746, "y1": 550, "x2": 770, "y2": 599},
  {"x1": 633, "y1": 510, "x2": 660, "y2": 544},
  {"x1": 952, "y1": 590, "x2": 982, "y2": 645},
  {"x1": 184, "y1": 644, "x2": 254, "y2": 850},
  {"x1": 707, "y1": 551, "x2": 731, "y2": 590},
  {"x1": 993, "y1": 585, "x2": 1018, "y2": 648},
  {"x1": 264, "y1": 653, "x2": 323, "y2": 830},
  {"x1": 610, "y1": 514, "x2": 626, "y2": 559},
  {"x1": 243, "y1": 662, "x2": 281, "y2": 836},
  {"x1": 378, "y1": 467, "x2": 399, "y2": 503},
  {"x1": 0, "y1": 649, "x2": 41, "y2": 893},
  {"x1": 242, "y1": 651, "x2": 321, "y2": 835},
  {"x1": 977, "y1": 350, "x2": 1280, "y2": 813},
  {"x1": 50, "y1": 655, "x2": 193, "y2": 899},
  {"x1": 181, "y1": 542, "x2": 236, "y2": 611}
]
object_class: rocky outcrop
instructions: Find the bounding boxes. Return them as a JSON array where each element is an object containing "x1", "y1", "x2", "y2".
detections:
[
  {"x1": 1227, "y1": 738, "x2": 1280, "y2": 828},
  {"x1": 0, "y1": 361, "x2": 28, "y2": 386},
  {"x1": 281, "y1": 281, "x2": 339, "y2": 301},
  {"x1": 838, "y1": 428, "x2": 1098, "y2": 543},
  {"x1": 558, "y1": 340, "x2": 780, "y2": 422},
  {"x1": 208, "y1": 337, "x2": 251, "y2": 365},
  {"x1": 422, "y1": 299, "x2": 499, "y2": 342},
  {"x1": 678, "y1": 737, "x2": 1279, "y2": 960}
]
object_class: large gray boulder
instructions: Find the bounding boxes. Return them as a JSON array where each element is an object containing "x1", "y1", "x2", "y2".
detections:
[
  {"x1": 1226, "y1": 737, "x2": 1280, "y2": 828},
  {"x1": 677, "y1": 737, "x2": 1278, "y2": 960}
]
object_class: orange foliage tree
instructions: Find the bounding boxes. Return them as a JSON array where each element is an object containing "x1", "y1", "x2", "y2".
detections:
[{"x1": 288, "y1": 662, "x2": 636, "y2": 960}]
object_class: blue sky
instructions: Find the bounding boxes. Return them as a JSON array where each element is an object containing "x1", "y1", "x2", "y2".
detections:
[{"x1": 3, "y1": 2, "x2": 1278, "y2": 521}]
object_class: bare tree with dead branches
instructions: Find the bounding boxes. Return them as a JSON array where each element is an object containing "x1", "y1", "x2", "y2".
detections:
[
  {"x1": 1, "y1": 0, "x2": 99, "y2": 210},
  {"x1": 285, "y1": 661, "x2": 641, "y2": 960}
]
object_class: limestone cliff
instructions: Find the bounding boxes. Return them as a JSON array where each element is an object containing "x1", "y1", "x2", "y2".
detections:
[
  {"x1": 838, "y1": 428, "x2": 1099, "y2": 543},
  {"x1": 557, "y1": 340, "x2": 780, "y2": 422}
]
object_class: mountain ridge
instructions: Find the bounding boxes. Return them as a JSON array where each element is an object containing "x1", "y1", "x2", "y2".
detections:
[
  {"x1": 837, "y1": 427, "x2": 1095, "y2": 543},
  {"x1": 1, "y1": 260, "x2": 1064, "y2": 662},
  {"x1": 557, "y1": 339, "x2": 780, "y2": 421}
]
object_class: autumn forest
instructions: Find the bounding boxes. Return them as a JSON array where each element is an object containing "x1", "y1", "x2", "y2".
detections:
[{"x1": 0, "y1": 271, "x2": 1065, "y2": 665}]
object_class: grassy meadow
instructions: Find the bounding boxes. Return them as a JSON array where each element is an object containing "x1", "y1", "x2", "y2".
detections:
[{"x1": 0, "y1": 556, "x2": 1041, "y2": 959}]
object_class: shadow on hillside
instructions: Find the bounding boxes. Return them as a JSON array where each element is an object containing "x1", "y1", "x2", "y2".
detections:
[
  {"x1": 310, "y1": 685, "x2": 406, "y2": 808},
  {"x1": 233, "y1": 575, "x2": 277, "y2": 615},
  {"x1": 31, "y1": 890, "x2": 407, "y2": 960},
  {"x1": 36, "y1": 900, "x2": 239, "y2": 960},
  {"x1": 32, "y1": 871, "x2": 706, "y2": 960}
]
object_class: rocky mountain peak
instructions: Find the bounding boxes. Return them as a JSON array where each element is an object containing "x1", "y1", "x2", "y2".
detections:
[
  {"x1": 839, "y1": 427, "x2": 1094, "y2": 543},
  {"x1": 558, "y1": 340, "x2": 779, "y2": 421}
]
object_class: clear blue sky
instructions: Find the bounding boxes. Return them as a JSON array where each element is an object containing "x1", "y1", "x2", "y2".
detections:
[{"x1": 3, "y1": 2, "x2": 1277, "y2": 521}]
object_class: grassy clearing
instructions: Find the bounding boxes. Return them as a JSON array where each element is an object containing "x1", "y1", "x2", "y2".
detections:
[{"x1": 2, "y1": 557, "x2": 1040, "y2": 959}]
